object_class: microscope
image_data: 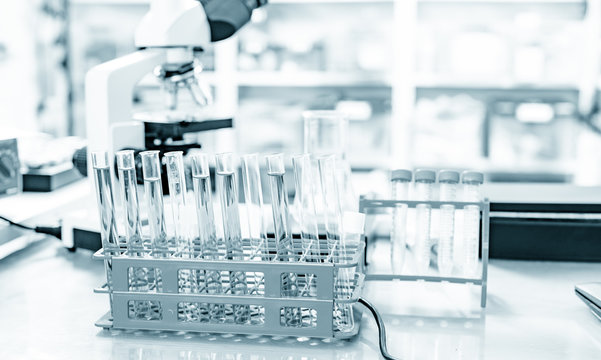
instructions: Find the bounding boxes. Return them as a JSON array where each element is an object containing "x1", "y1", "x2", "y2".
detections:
[
  {"x1": 85, "y1": 0, "x2": 267, "y2": 166},
  {"x1": 64, "y1": 0, "x2": 267, "y2": 251}
]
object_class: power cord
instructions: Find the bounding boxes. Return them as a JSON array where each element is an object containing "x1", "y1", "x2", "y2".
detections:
[
  {"x1": 0, "y1": 215, "x2": 62, "y2": 240},
  {"x1": 358, "y1": 297, "x2": 400, "y2": 360}
]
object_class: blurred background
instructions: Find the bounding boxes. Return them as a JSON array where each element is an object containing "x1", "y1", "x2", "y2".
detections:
[{"x1": 3, "y1": 0, "x2": 601, "y2": 184}]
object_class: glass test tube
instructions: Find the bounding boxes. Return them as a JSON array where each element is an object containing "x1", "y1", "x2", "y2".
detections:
[
  {"x1": 164, "y1": 151, "x2": 193, "y2": 257},
  {"x1": 241, "y1": 154, "x2": 268, "y2": 260},
  {"x1": 216, "y1": 153, "x2": 249, "y2": 324},
  {"x1": 141, "y1": 151, "x2": 172, "y2": 258},
  {"x1": 339, "y1": 211, "x2": 365, "y2": 333},
  {"x1": 191, "y1": 153, "x2": 225, "y2": 323},
  {"x1": 462, "y1": 171, "x2": 484, "y2": 277},
  {"x1": 292, "y1": 154, "x2": 320, "y2": 262},
  {"x1": 116, "y1": 150, "x2": 144, "y2": 254},
  {"x1": 438, "y1": 170, "x2": 460, "y2": 276},
  {"x1": 91, "y1": 151, "x2": 120, "y2": 316},
  {"x1": 267, "y1": 154, "x2": 301, "y2": 327},
  {"x1": 164, "y1": 151, "x2": 197, "y2": 322},
  {"x1": 390, "y1": 169, "x2": 412, "y2": 275},
  {"x1": 116, "y1": 150, "x2": 151, "y2": 319},
  {"x1": 92, "y1": 151, "x2": 120, "y2": 253},
  {"x1": 414, "y1": 169, "x2": 436, "y2": 275},
  {"x1": 317, "y1": 155, "x2": 354, "y2": 332},
  {"x1": 292, "y1": 154, "x2": 320, "y2": 298}
]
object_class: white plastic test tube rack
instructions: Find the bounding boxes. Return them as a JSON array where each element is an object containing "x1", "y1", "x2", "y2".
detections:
[
  {"x1": 358, "y1": 197, "x2": 490, "y2": 308},
  {"x1": 93, "y1": 238, "x2": 365, "y2": 338}
]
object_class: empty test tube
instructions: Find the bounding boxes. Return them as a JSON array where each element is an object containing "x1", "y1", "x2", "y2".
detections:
[
  {"x1": 92, "y1": 151, "x2": 121, "y2": 253},
  {"x1": 164, "y1": 151, "x2": 197, "y2": 322},
  {"x1": 461, "y1": 171, "x2": 484, "y2": 277},
  {"x1": 438, "y1": 170, "x2": 460, "y2": 276},
  {"x1": 141, "y1": 151, "x2": 172, "y2": 257},
  {"x1": 317, "y1": 155, "x2": 354, "y2": 332},
  {"x1": 267, "y1": 154, "x2": 301, "y2": 327},
  {"x1": 164, "y1": 151, "x2": 193, "y2": 257},
  {"x1": 116, "y1": 150, "x2": 145, "y2": 254},
  {"x1": 414, "y1": 169, "x2": 435, "y2": 274},
  {"x1": 338, "y1": 211, "x2": 365, "y2": 333},
  {"x1": 116, "y1": 150, "x2": 151, "y2": 319},
  {"x1": 216, "y1": 153, "x2": 249, "y2": 324},
  {"x1": 91, "y1": 151, "x2": 120, "y2": 316},
  {"x1": 191, "y1": 153, "x2": 225, "y2": 323},
  {"x1": 390, "y1": 169, "x2": 412, "y2": 275},
  {"x1": 241, "y1": 154, "x2": 268, "y2": 261},
  {"x1": 292, "y1": 154, "x2": 320, "y2": 263}
]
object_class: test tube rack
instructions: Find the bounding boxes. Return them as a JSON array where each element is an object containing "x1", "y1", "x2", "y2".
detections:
[
  {"x1": 93, "y1": 237, "x2": 365, "y2": 339},
  {"x1": 358, "y1": 197, "x2": 490, "y2": 308}
]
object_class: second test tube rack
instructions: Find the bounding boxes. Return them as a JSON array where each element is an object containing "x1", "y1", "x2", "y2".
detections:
[{"x1": 359, "y1": 197, "x2": 490, "y2": 308}]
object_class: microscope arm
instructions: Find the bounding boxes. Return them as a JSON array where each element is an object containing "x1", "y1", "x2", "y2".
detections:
[{"x1": 85, "y1": 49, "x2": 166, "y2": 155}]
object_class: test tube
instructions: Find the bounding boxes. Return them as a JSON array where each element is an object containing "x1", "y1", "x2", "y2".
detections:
[
  {"x1": 164, "y1": 151, "x2": 193, "y2": 257},
  {"x1": 164, "y1": 151, "x2": 197, "y2": 322},
  {"x1": 438, "y1": 170, "x2": 460, "y2": 276},
  {"x1": 317, "y1": 155, "x2": 354, "y2": 332},
  {"x1": 390, "y1": 169, "x2": 412, "y2": 275},
  {"x1": 461, "y1": 171, "x2": 484, "y2": 277},
  {"x1": 414, "y1": 169, "x2": 436, "y2": 275},
  {"x1": 216, "y1": 153, "x2": 249, "y2": 324},
  {"x1": 191, "y1": 153, "x2": 225, "y2": 323},
  {"x1": 267, "y1": 153, "x2": 301, "y2": 327},
  {"x1": 338, "y1": 211, "x2": 365, "y2": 333},
  {"x1": 92, "y1": 151, "x2": 120, "y2": 253},
  {"x1": 241, "y1": 154, "x2": 268, "y2": 261},
  {"x1": 116, "y1": 150, "x2": 150, "y2": 319},
  {"x1": 318, "y1": 155, "x2": 342, "y2": 260},
  {"x1": 116, "y1": 150, "x2": 144, "y2": 254},
  {"x1": 141, "y1": 151, "x2": 172, "y2": 258},
  {"x1": 91, "y1": 151, "x2": 120, "y2": 316},
  {"x1": 292, "y1": 154, "x2": 319, "y2": 263}
]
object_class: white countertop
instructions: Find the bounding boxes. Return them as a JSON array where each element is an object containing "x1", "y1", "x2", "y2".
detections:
[{"x1": 1, "y1": 237, "x2": 600, "y2": 359}]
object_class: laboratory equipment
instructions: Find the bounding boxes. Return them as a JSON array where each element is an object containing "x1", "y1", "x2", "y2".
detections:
[
  {"x1": 292, "y1": 154, "x2": 320, "y2": 264},
  {"x1": 303, "y1": 110, "x2": 356, "y2": 212},
  {"x1": 164, "y1": 151, "x2": 193, "y2": 257},
  {"x1": 438, "y1": 170, "x2": 460, "y2": 276},
  {"x1": 116, "y1": 150, "x2": 152, "y2": 319},
  {"x1": 413, "y1": 169, "x2": 436, "y2": 274},
  {"x1": 92, "y1": 151, "x2": 120, "y2": 253},
  {"x1": 216, "y1": 152, "x2": 250, "y2": 324},
  {"x1": 462, "y1": 171, "x2": 484, "y2": 277},
  {"x1": 317, "y1": 155, "x2": 355, "y2": 331},
  {"x1": 359, "y1": 191, "x2": 490, "y2": 308},
  {"x1": 191, "y1": 153, "x2": 225, "y2": 323},
  {"x1": 164, "y1": 151, "x2": 197, "y2": 321},
  {"x1": 390, "y1": 169, "x2": 411, "y2": 275},
  {"x1": 338, "y1": 211, "x2": 366, "y2": 333},
  {"x1": 91, "y1": 151, "x2": 120, "y2": 317},
  {"x1": 267, "y1": 153, "x2": 301, "y2": 327},
  {"x1": 85, "y1": 0, "x2": 265, "y2": 176},
  {"x1": 141, "y1": 151, "x2": 173, "y2": 257},
  {"x1": 241, "y1": 154, "x2": 268, "y2": 262},
  {"x1": 91, "y1": 150, "x2": 369, "y2": 344},
  {"x1": 0, "y1": 138, "x2": 20, "y2": 197},
  {"x1": 116, "y1": 150, "x2": 145, "y2": 254}
]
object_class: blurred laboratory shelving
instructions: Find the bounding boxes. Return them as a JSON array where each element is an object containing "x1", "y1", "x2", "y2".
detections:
[{"x1": 66, "y1": 0, "x2": 601, "y2": 178}]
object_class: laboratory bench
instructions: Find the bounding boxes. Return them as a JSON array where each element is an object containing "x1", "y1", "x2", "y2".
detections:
[
  {"x1": 2, "y1": 180, "x2": 601, "y2": 358},
  {"x1": 1, "y1": 236, "x2": 601, "y2": 359}
]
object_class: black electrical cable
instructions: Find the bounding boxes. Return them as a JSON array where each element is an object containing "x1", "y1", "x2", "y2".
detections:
[
  {"x1": 358, "y1": 297, "x2": 400, "y2": 360},
  {"x1": 0, "y1": 215, "x2": 34, "y2": 231},
  {"x1": 0, "y1": 215, "x2": 62, "y2": 240}
]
